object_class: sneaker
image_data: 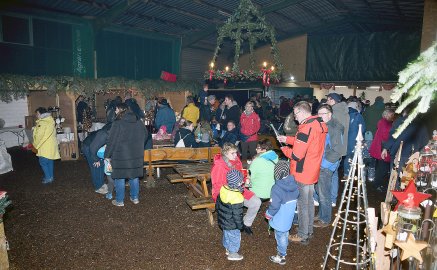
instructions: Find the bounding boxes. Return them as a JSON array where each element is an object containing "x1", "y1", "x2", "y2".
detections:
[
  {"x1": 105, "y1": 193, "x2": 113, "y2": 200},
  {"x1": 227, "y1": 253, "x2": 243, "y2": 261},
  {"x1": 313, "y1": 220, "x2": 330, "y2": 228},
  {"x1": 130, "y1": 197, "x2": 139, "y2": 205},
  {"x1": 332, "y1": 203, "x2": 336, "y2": 207},
  {"x1": 111, "y1": 200, "x2": 124, "y2": 207},
  {"x1": 42, "y1": 178, "x2": 53, "y2": 184},
  {"x1": 225, "y1": 249, "x2": 229, "y2": 256},
  {"x1": 95, "y1": 184, "x2": 108, "y2": 194},
  {"x1": 314, "y1": 200, "x2": 319, "y2": 206},
  {"x1": 289, "y1": 234, "x2": 309, "y2": 245},
  {"x1": 243, "y1": 225, "x2": 253, "y2": 235},
  {"x1": 270, "y1": 254, "x2": 286, "y2": 265}
]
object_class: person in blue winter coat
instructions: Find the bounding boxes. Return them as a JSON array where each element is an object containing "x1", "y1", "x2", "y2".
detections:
[
  {"x1": 344, "y1": 101, "x2": 366, "y2": 178},
  {"x1": 219, "y1": 120, "x2": 239, "y2": 147},
  {"x1": 154, "y1": 98, "x2": 176, "y2": 133},
  {"x1": 265, "y1": 160, "x2": 299, "y2": 265}
]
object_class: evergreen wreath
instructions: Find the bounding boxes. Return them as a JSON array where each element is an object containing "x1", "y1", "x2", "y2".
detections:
[{"x1": 205, "y1": 0, "x2": 282, "y2": 83}]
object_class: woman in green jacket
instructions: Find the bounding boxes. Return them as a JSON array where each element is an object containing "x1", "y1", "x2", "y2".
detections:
[
  {"x1": 33, "y1": 107, "x2": 60, "y2": 184},
  {"x1": 248, "y1": 139, "x2": 278, "y2": 200}
]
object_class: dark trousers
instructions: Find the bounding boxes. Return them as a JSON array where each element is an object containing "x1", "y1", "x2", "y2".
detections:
[{"x1": 373, "y1": 159, "x2": 390, "y2": 190}]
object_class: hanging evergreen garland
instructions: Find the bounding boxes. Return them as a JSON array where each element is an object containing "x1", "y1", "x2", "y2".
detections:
[
  {"x1": 0, "y1": 74, "x2": 201, "y2": 102},
  {"x1": 205, "y1": 0, "x2": 282, "y2": 83}
]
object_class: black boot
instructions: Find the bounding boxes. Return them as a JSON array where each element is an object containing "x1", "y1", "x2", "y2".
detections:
[{"x1": 243, "y1": 225, "x2": 253, "y2": 235}]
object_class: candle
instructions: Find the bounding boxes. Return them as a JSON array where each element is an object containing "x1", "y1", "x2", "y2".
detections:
[
  {"x1": 271, "y1": 66, "x2": 275, "y2": 71},
  {"x1": 263, "y1": 61, "x2": 267, "y2": 68},
  {"x1": 225, "y1": 66, "x2": 229, "y2": 72},
  {"x1": 210, "y1": 62, "x2": 214, "y2": 69}
]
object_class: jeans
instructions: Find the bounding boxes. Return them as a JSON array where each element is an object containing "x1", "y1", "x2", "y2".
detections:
[
  {"x1": 38, "y1": 157, "x2": 54, "y2": 182},
  {"x1": 243, "y1": 195, "x2": 261, "y2": 227},
  {"x1": 82, "y1": 144, "x2": 104, "y2": 190},
  {"x1": 275, "y1": 230, "x2": 289, "y2": 256},
  {"x1": 330, "y1": 164, "x2": 340, "y2": 204},
  {"x1": 223, "y1": 229, "x2": 241, "y2": 253},
  {"x1": 107, "y1": 175, "x2": 114, "y2": 194},
  {"x1": 317, "y1": 168, "x2": 334, "y2": 223},
  {"x1": 240, "y1": 141, "x2": 257, "y2": 161},
  {"x1": 114, "y1": 178, "x2": 139, "y2": 203},
  {"x1": 297, "y1": 182, "x2": 314, "y2": 239}
]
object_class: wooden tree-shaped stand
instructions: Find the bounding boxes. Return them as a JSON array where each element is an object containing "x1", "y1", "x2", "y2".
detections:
[{"x1": 323, "y1": 125, "x2": 375, "y2": 269}]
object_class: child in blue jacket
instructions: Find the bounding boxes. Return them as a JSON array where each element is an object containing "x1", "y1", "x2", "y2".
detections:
[
  {"x1": 265, "y1": 160, "x2": 299, "y2": 265},
  {"x1": 215, "y1": 169, "x2": 245, "y2": 261}
]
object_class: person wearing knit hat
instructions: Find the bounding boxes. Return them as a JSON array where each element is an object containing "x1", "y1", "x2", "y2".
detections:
[
  {"x1": 227, "y1": 169, "x2": 244, "y2": 192},
  {"x1": 274, "y1": 160, "x2": 290, "y2": 181},
  {"x1": 266, "y1": 160, "x2": 299, "y2": 265},
  {"x1": 215, "y1": 169, "x2": 245, "y2": 261}
]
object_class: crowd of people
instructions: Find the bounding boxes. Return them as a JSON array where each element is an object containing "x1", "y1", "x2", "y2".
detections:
[{"x1": 31, "y1": 86, "x2": 430, "y2": 265}]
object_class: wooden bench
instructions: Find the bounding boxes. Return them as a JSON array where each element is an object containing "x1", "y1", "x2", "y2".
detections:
[
  {"x1": 144, "y1": 146, "x2": 221, "y2": 179},
  {"x1": 166, "y1": 173, "x2": 195, "y2": 184},
  {"x1": 186, "y1": 196, "x2": 215, "y2": 225}
]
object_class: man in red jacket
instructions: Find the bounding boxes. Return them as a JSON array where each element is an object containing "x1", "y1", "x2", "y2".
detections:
[{"x1": 278, "y1": 101, "x2": 327, "y2": 244}]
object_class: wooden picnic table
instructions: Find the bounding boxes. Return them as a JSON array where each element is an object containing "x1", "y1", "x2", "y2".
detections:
[
  {"x1": 173, "y1": 163, "x2": 215, "y2": 225},
  {"x1": 152, "y1": 138, "x2": 174, "y2": 149}
]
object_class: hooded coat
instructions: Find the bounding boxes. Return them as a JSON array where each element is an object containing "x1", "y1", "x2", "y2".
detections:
[
  {"x1": 265, "y1": 175, "x2": 299, "y2": 232},
  {"x1": 216, "y1": 185, "x2": 244, "y2": 231},
  {"x1": 211, "y1": 154, "x2": 254, "y2": 202},
  {"x1": 332, "y1": 101, "x2": 350, "y2": 156},
  {"x1": 33, "y1": 114, "x2": 60, "y2": 160},
  {"x1": 182, "y1": 103, "x2": 200, "y2": 126},
  {"x1": 104, "y1": 112, "x2": 147, "y2": 179},
  {"x1": 321, "y1": 118, "x2": 344, "y2": 169},
  {"x1": 281, "y1": 116, "x2": 327, "y2": 185},
  {"x1": 249, "y1": 150, "x2": 278, "y2": 199},
  {"x1": 369, "y1": 118, "x2": 392, "y2": 162}
]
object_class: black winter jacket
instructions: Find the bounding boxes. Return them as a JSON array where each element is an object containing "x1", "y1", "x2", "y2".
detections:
[
  {"x1": 173, "y1": 127, "x2": 198, "y2": 148},
  {"x1": 104, "y1": 112, "x2": 147, "y2": 179},
  {"x1": 216, "y1": 186, "x2": 244, "y2": 230}
]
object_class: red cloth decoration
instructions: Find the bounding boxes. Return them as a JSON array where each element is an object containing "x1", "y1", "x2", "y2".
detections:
[
  {"x1": 160, "y1": 71, "x2": 177, "y2": 82},
  {"x1": 320, "y1": 83, "x2": 335, "y2": 90},
  {"x1": 391, "y1": 181, "x2": 432, "y2": 211}
]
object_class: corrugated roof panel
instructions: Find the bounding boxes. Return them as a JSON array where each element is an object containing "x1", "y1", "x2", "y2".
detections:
[
  {"x1": 301, "y1": 0, "x2": 340, "y2": 20},
  {"x1": 277, "y1": 5, "x2": 320, "y2": 26}
]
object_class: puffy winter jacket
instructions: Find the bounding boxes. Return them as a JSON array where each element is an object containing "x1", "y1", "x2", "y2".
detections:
[
  {"x1": 216, "y1": 185, "x2": 244, "y2": 230},
  {"x1": 281, "y1": 116, "x2": 327, "y2": 184},
  {"x1": 249, "y1": 150, "x2": 278, "y2": 199},
  {"x1": 211, "y1": 154, "x2": 254, "y2": 202},
  {"x1": 265, "y1": 175, "x2": 299, "y2": 232},
  {"x1": 155, "y1": 105, "x2": 176, "y2": 133},
  {"x1": 219, "y1": 128, "x2": 239, "y2": 147},
  {"x1": 239, "y1": 111, "x2": 260, "y2": 142},
  {"x1": 173, "y1": 127, "x2": 198, "y2": 148}
]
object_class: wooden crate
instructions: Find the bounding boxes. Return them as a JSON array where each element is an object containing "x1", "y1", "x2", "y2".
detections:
[{"x1": 59, "y1": 141, "x2": 76, "y2": 161}]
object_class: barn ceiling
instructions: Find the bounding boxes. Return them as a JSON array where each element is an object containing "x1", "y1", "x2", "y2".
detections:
[{"x1": 1, "y1": 0, "x2": 424, "y2": 52}]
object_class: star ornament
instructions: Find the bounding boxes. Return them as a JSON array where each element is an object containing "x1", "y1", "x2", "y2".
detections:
[
  {"x1": 391, "y1": 181, "x2": 432, "y2": 211},
  {"x1": 394, "y1": 234, "x2": 428, "y2": 263}
]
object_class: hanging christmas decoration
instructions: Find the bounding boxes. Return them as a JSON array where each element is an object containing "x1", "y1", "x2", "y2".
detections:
[
  {"x1": 390, "y1": 42, "x2": 437, "y2": 138},
  {"x1": 205, "y1": 0, "x2": 282, "y2": 84}
]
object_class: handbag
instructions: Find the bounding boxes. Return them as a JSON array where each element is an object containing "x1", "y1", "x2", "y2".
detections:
[{"x1": 175, "y1": 132, "x2": 189, "y2": 148}]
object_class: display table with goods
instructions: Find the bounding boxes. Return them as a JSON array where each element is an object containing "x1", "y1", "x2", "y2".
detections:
[{"x1": 378, "y1": 134, "x2": 437, "y2": 270}]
